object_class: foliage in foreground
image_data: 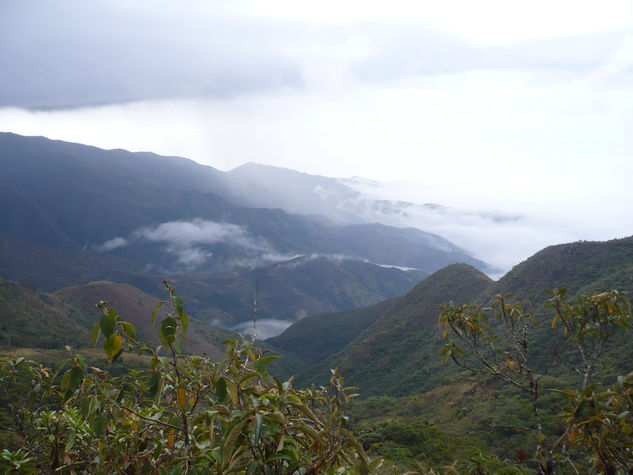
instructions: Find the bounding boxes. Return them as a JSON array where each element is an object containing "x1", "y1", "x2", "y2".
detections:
[
  {"x1": 3, "y1": 283, "x2": 633, "y2": 474},
  {"x1": 440, "y1": 288, "x2": 633, "y2": 473},
  {"x1": 0, "y1": 283, "x2": 378, "y2": 474}
]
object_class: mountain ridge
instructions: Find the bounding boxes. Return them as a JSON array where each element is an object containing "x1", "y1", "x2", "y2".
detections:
[
  {"x1": 273, "y1": 237, "x2": 633, "y2": 396},
  {"x1": 0, "y1": 132, "x2": 486, "y2": 335}
]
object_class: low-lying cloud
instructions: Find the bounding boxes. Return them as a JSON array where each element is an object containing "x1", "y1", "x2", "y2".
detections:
[
  {"x1": 95, "y1": 218, "x2": 281, "y2": 269},
  {"x1": 232, "y1": 318, "x2": 294, "y2": 340},
  {"x1": 339, "y1": 177, "x2": 633, "y2": 278}
]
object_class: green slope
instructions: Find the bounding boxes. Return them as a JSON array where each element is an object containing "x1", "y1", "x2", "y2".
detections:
[
  {"x1": 493, "y1": 236, "x2": 633, "y2": 303},
  {"x1": 297, "y1": 264, "x2": 493, "y2": 395},
  {"x1": 292, "y1": 236, "x2": 633, "y2": 397},
  {"x1": 0, "y1": 278, "x2": 91, "y2": 349},
  {"x1": 266, "y1": 297, "x2": 399, "y2": 367},
  {"x1": 0, "y1": 278, "x2": 230, "y2": 360}
]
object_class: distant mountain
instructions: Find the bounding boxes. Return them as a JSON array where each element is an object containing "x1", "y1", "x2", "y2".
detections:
[
  {"x1": 277, "y1": 236, "x2": 633, "y2": 396},
  {"x1": 222, "y1": 162, "x2": 519, "y2": 277},
  {"x1": 225, "y1": 162, "x2": 362, "y2": 222},
  {"x1": 150, "y1": 256, "x2": 425, "y2": 336},
  {"x1": 0, "y1": 132, "x2": 486, "y2": 335}
]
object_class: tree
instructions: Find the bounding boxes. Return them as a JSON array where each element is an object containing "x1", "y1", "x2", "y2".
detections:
[{"x1": 440, "y1": 288, "x2": 632, "y2": 473}]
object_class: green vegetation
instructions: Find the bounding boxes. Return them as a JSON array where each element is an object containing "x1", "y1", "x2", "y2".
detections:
[
  {"x1": 439, "y1": 289, "x2": 633, "y2": 472},
  {"x1": 3, "y1": 235, "x2": 633, "y2": 472},
  {"x1": 281, "y1": 238, "x2": 633, "y2": 399},
  {"x1": 296, "y1": 264, "x2": 493, "y2": 395},
  {"x1": 0, "y1": 284, "x2": 378, "y2": 474},
  {"x1": 266, "y1": 297, "x2": 398, "y2": 368},
  {"x1": 0, "y1": 278, "x2": 231, "y2": 360}
]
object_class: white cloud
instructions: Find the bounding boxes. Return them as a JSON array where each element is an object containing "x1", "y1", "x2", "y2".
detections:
[
  {"x1": 232, "y1": 318, "x2": 294, "y2": 339},
  {"x1": 94, "y1": 236, "x2": 127, "y2": 252},
  {"x1": 131, "y1": 219, "x2": 265, "y2": 251},
  {"x1": 94, "y1": 219, "x2": 276, "y2": 269}
]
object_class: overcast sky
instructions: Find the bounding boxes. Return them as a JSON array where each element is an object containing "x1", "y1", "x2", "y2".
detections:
[{"x1": 1, "y1": 0, "x2": 632, "y2": 271}]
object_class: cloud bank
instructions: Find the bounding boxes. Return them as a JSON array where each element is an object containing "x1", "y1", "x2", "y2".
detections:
[{"x1": 95, "y1": 218, "x2": 283, "y2": 269}]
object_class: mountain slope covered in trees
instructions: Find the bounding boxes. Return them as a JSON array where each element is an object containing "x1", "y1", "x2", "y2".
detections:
[
  {"x1": 0, "y1": 278, "x2": 229, "y2": 360},
  {"x1": 267, "y1": 237, "x2": 633, "y2": 396}
]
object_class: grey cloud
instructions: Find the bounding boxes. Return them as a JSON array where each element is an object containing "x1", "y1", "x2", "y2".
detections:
[
  {"x1": 0, "y1": 1, "x2": 302, "y2": 109},
  {"x1": 3, "y1": 1, "x2": 627, "y2": 111}
]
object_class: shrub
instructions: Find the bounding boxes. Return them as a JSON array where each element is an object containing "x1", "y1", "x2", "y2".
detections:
[{"x1": 0, "y1": 283, "x2": 378, "y2": 474}]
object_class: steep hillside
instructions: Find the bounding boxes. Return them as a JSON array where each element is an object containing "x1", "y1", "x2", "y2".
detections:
[
  {"x1": 266, "y1": 297, "x2": 399, "y2": 367},
  {"x1": 297, "y1": 237, "x2": 633, "y2": 397},
  {"x1": 493, "y1": 236, "x2": 633, "y2": 303},
  {"x1": 54, "y1": 281, "x2": 230, "y2": 359},
  {"x1": 130, "y1": 257, "x2": 423, "y2": 330},
  {"x1": 298, "y1": 264, "x2": 493, "y2": 395},
  {"x1": 0, "y1": 278, "x2": 91, "y2": 348},
  {"x1": 0, "y1": 278, "x2": 228, "y2": 360}
]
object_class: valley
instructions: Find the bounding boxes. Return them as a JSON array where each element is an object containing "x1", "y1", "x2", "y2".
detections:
[{"x1": 1, "y1": 133, "x2": 632, "y2": 472}]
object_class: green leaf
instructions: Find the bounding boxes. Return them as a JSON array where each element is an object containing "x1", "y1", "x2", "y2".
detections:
[
  {"x1": 69, "y1": 366, "x2": 83, "y2": 390},
  {"x1": 174, "y1": 296, "x2": 184, "y2": 315},
  {"x1": 64, "y1": 434, "x2": 76, "y2": 453},
  {"x1": 171, "y1": 338, "x2": 183, "y2": 355},
  {"x1": 215, "y1": 377, "x2": 227, "y2": 403},
  {"x1": 91, "y1": 321, "x2": 101, "y2": 348},
  {"x1": 104, "y1": 334, "x2": 123, "y2": 361},
  {"x1": 296, "y1": 423, "x2": 323, "y2": 444},
  {"x1": 173, "y1": 297, "x2": 189, "y2": 334},
  {"x1": 152, "y1": 301, "x2": 164, "y2": 325},
  {"x1": 179, "y1": 311, "x2": 189, "y2": 335},
  {"x1": 61, "y1": 369, "x2": 72, "y2": 391},
  {"x1": 226, "y1": 379, "x2": 238, "y2": 405},
  {"x1": 246, "y1": 461, "x2": 260, "y2": 475},
  {"x1": 254, "y1": 413, "x2": 263, "y2": 445},
  {"x1": 100, "y1": 313, "x2": 115, "y2": 338},
  {"x1": 81, "y1": 398, "x2": 90, "y2": 418},
  {"x1": 262, "y1": 411, "x2": 284, "y2": 424},
  {"x1": 112, "y1": 347, "x2": 124, "y2": 364},
  {"x1": 254, "y1": 356, "x2": 279, "y2": 376},
  {"x1": 93, "y1": 413, "x2": 107, "y2": 437},
  {"x1": 159, "y1": 317, "x2": 178, "y2": 347},
  {"x1": 121, "y1": 321, "x2": 136, "y2": 340},
  {"x1": 222, "y1": 419, "x2": 248, "y2": 469},
  {"x1": 149, "y1": 371, "x2": 162, "y2": 398}
]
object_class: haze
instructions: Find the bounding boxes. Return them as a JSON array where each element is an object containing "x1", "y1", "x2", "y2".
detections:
[{"x1": 1, "y1": 0, "x2": 632, "y2": 273}]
